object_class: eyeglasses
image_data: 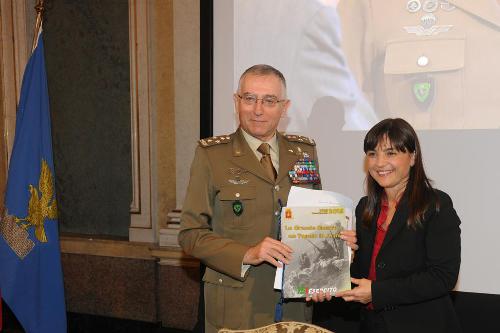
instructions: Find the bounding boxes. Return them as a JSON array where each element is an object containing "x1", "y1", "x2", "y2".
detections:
[{"x1": 237, "y1": 94, "x2": 286, "y2": 108}]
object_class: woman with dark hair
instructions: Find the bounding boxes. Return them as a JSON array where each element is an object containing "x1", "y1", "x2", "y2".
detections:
[{"x1": 335, "y1": 118, "x2": 462, "y2": 333}]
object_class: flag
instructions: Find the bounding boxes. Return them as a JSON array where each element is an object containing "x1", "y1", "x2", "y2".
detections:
[{"x1": 0, "y1": 31, "x2": 67, "y2": 333}]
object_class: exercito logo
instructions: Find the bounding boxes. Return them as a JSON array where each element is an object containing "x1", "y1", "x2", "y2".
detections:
[{"x1": 297, "y1": 286, "x2": 337, "y2": 296}]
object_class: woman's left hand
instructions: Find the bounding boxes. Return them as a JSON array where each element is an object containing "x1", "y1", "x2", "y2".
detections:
[
  {"x1": 340, "y1": 230, "x2": 358, "y2": 250},
  {"x1": 305, "y1": 290, "x2": 332, "y2": 303},
  {"x1": 336, "y1": 278, "x2": 372, "y2": 304}
]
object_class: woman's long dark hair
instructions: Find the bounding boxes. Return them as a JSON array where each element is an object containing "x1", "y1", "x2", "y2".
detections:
[{"x1": 361, "y1": 118, "x2": 438, "y2": 228}]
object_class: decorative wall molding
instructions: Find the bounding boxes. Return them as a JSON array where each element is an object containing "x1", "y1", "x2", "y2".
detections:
[
  {"x1": 128, "y1": 0, "x2": 155, "y2": 243},
  {"x1": 59, "y1": 236, "x2": 199, "y2": 267},
  {"x1": 60, "y1": 236, "x2": 155, "y2": 260},
  {"x1": 0, "y1": 0, "x2": 30, "y2": 165}
]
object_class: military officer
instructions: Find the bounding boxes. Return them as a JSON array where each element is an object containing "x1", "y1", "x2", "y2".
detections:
[
  {"x1": 179, "y1": 64, "x2": 356, "y2": 332},
  {"x1": 337, "y1": 0, "x2": 500, "y2": 129}
]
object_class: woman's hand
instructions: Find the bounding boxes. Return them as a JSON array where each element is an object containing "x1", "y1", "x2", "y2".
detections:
[
  {"x1": 305, "y1": 290, "x2": 332, "y2": 303},
  {"x1": 335, "y1": 278, "x2": 372, "y2": 304},
  {"x1": 340, "y1": 229, "x2": 358, "y2": 250}
]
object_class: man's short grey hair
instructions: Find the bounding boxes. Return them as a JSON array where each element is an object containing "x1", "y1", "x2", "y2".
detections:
[{"x1": 238, "y1": 64, "x2": 287, "y2": 97}]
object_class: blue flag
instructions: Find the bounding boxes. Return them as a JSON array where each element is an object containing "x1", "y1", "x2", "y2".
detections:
[{"x1": 0, "y1": 32, "x2": 67, "y2": 333}]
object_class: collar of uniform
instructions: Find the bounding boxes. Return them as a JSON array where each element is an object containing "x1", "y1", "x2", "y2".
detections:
[
  {"x1": 239, "y1": 128, "x2": 279, "y2": 162},
  {"x1": 240, "y1": 128, "x2": 278, "y2": 154},
  {"x1": 449, "y1": 0, "x2": 500, "y2": 29},
  {"x1": 231, "y1": 128, "x2": 278, "y2": 184}
]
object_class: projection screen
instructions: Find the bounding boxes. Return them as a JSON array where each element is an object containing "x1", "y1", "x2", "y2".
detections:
[{"x1": 213, "y1": 0, "x2": 500, "y2": 295}]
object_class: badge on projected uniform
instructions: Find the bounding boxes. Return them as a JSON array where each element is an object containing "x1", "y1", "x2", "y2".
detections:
[{"x1": 412, "y1": 76, "x2": 434, "y2": 110}]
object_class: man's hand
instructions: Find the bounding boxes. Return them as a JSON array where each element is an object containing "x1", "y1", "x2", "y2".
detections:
[
  {"x1": 335, "y1": 278, "x2": 372, "y2": 304},
  {"x1": 340, "y1": 230, "x2": 358, "y2": 250},
  {"x1": 243, "y1": 237, "x2": 293, "y2": 267}
]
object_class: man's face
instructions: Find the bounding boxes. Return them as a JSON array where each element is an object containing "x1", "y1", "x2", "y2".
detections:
[{"x1": 234, "y1": 74, "x2": 290, "y2": 142}]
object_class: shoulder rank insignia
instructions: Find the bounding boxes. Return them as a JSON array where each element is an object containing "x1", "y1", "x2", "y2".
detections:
[
  {"x1": 284, "y1": 134, "x2": 316, "y2": 146},
  {"x1": 199, "y1": 135, "x2": 232, "y2": 147}
]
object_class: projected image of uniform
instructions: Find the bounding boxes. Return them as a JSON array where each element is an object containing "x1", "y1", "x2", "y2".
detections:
[
  {"x1": 338, "y1": 0, "x2": 500, "y2": 129},
  {"x1": 235, "y1": 0, "x2": 378, "y2": 131}
]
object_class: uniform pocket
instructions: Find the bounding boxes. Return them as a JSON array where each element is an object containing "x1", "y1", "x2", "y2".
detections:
[
  {"x1": 218, "y1": 185, "x2": 256, "y2": 230},
  {"x1": 383, "y1": 37, "x2": 465, "y2": 129}
]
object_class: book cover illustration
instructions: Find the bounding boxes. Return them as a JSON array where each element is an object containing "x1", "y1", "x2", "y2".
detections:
[{"x1": 281, "y1": 206, "x2": 351, "y2": 298}]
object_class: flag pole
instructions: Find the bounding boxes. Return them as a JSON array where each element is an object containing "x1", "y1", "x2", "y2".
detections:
[{"x1": 31, "y1": 0, "x2": 45, "y2": 53}]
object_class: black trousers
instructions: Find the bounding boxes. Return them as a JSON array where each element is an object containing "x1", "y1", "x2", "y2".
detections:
[{"x1": 359, "y1": 309, "x2": 389, "y2": 333}]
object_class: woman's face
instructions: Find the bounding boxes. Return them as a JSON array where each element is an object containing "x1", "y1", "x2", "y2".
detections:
[{"x1": 366, "y1": 137, "x2": 415, "y2": 199}]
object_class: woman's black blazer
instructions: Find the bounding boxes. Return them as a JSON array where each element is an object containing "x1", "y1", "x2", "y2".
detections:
[{"x1": 352, "y1": 189, "x2": 461, "y2": 333}]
